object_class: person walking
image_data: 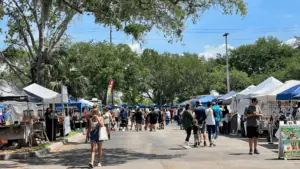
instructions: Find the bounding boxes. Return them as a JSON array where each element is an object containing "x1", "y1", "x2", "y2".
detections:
[
  {"x1": 206, "y1": 102, "x2": 216, "y2": 147},
  {"x1": 130, "y1": 110, "x2": 135, "y2": 130},
  {"x1": 166, "y1": 109, "x2": 171, "y2": 126},
  {"x1": 182, "y1": 104, "x2": 194, "y2": 149},
  {"x1": 134, "y1": 107, "x2": 143, "y2": 132},
  {"x1": 212, "y1": 102, "x2": 222, "y2": 139},
  {"x1": 120, "y1": 107, "x2": 128, "y2": 131},
  {"x1": 88, "y1": 109, "x2": 104, "y2": 168},
  {"x1": 149, "y1": 108, "x2": 158, "y2": 132},
  {"x1": 194, "y1": 101, "x2": 207, "y2": 146},
  {"x1": 244, "y1": 98, "x2": 262, "y2": 155},
  {"x1": 193, "y1": 119, "x2": 200, "y2": 147},
  {"x1": 102, "y1": 107, "x2": 113, "y2": 140}
]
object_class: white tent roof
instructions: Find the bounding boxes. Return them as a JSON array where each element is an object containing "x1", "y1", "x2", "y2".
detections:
[
  {"x1": 237, "y1": 85, "x2": 256, "y2": 96},
  {"x1": 23, "y1": 83, "x2": 61, "y2": 103},
  {"x1": 236, "y1": 77, "x2": 282, "y2": 99},
  {"x1": 256, "y1": 80, "x2": 300, "y2": 102},
  {"x1": 0, "y1": 80, "x2": 27, "y2": 97}
]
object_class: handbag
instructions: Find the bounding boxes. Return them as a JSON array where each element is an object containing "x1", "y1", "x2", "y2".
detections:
[{"x1": 98, "y1": 126, "x2": 109, "y2": 141}]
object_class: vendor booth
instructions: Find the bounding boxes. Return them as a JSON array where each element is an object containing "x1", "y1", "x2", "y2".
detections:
[
  {"x1": 0, "y1": 80, "x2": 42, "y2": 146},
  {"x1": 276, "y1": 84, "x2": 300, "y2": 159},
  {"x1": 256, "y1": 80, "x2": 300, "y2": 142},
  {"x1": 23, "y1": 83, "x2": 62, "y2": 142}
]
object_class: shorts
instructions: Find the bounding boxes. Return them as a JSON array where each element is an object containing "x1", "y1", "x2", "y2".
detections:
[
  {"x1": 115, "y1": 117, "x2": 119, "y2": 122},
  {"x1": 90, "y1": 126, "x2": 104, "y2": 143},
  {"x1": 194, "y1": 134, "x2": 200, "y2": 142},
  {"x1": 199, "y1": 123, "x2": 207, "y2": 134},
  {"x1": 247, "y1": 126, "x2": 259, "y2": 138},
  {"x1": 150, "y1": 118, "x2": 157, "y2": 125},
  {"x1": 136, "y1": 120, "x2": 142, "y2": 124},
  {"x1": 104, "y1": 124, "x2": 111, "y2": 129}
]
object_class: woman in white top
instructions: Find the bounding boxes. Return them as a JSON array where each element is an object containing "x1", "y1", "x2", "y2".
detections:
[
  {"x1": 102, "y1": 107, "x2": 113, "y2": 140},
  {"x1": 89, "y1": 109, "x2": 104, "y2": 168},
  {"x1": 205, "y1": 102, "x2": 216, "y2": 147}
]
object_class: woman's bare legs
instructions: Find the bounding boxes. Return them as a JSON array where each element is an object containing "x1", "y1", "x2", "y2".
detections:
[
  {"x1": 97, "y1": 143, "x2": 103, "y2": 163},
  {"x1": 90, "y1": 142, "x2": 96, "y2": 165}
]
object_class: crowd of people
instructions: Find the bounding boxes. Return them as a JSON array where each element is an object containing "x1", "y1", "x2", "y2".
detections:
[{"x1": 85, "y1": 98, "x2": 264, "y2": 168}]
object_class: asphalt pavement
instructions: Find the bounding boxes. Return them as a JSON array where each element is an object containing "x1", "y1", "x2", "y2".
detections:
[{"x1": 1, "y1": 123, "x2": 300, "y2": 169}]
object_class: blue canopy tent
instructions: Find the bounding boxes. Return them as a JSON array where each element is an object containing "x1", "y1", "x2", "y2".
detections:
[
  {"x1": 276, "y1": 84, "x2": 300, "y2": 100},
  {"x1": 120, "y1": 104, "x2": 128, "y2": 108},
  {"x1": 192, "y1": 95, "x2": 216, "y2": 107},
  {"x1": 137, "y1": 104, "x2": 145, "y2": 108}
]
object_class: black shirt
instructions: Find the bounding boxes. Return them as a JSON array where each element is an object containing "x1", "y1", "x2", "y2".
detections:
[{"x1": 135, "y1": 111, "x2": 143, "y2": 121}]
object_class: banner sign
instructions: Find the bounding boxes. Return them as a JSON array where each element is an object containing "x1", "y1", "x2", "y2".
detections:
[
  {"x1": 106, "y1": 79, "x2": 114, "y2": 104},
  {"x1": 61, "y1": 85, "x2": 68, "y2": 103},
  {"x1": 281, "y1": 125, "x2": 300, "y2": 158}
]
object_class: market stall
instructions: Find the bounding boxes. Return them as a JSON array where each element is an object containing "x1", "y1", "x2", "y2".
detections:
[
  {"x1": 217, "y1": 91, "x2": 236, "y2": 105},
  {"x1": 256, "y1": 80, "x2": 300, "y2": 142},
  {"x1": 23, "y1": 83, "x2": 62, "y2": 142}
]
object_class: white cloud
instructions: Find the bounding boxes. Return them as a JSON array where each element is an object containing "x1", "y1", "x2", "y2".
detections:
[
  {"x1": 128, "y1": 43, "x2": 143, "y2": 54},
  {"x1": 284, "y1": 38, "x2": 297, "y2": 46},
  {"x1": 198, "y1": 44, "x2": 234, "y2": 59}
]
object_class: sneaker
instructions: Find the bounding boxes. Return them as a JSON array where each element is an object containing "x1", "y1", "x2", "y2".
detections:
[
  {"x1": 249, "y1": 149, "x2": 253, "y2": 155},
  {"x1": 89, "y1": 163, "x2": 94, "y2": 168},
  {"x1": 209, "y1": 143, "x2": 216, "y2": 147},
  {"x1": 254, "y1": 149, "x2": 260, "y2": 154},
  {"x1": 97, "y1": 163, "x2": 102, "y2": 167},
  {"x1": 193, "y1": 144, "x2": 197, "y2": 148}
]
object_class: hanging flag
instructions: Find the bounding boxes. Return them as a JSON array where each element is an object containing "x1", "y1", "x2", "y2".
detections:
[{"x1": 106, "y1": 79, "x2": 114, "y2": 104}]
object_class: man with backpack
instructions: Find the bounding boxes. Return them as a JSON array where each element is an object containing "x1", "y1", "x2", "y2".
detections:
[
  {"x1": 194, "y1": 101, "x2": 207, "y2": 146},
  {"x1": 212, "y1": 102, "x2": 222, "y2": 139}
]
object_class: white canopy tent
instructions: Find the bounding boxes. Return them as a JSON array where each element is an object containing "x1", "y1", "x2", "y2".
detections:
[
  {"x1": 256, "y1": 80, "x2": 300, "y2": 103},
  {"x1": 236, "y1": 77, "x2": 283, "y2": 99},
  {"x1": 231, "y1": 85, "x2": 255, "y2": 114},
  {"x1": 23, "y1": 83, "x2": 61, "y2": 103}
]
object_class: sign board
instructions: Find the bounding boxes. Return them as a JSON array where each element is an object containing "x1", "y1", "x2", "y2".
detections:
[
  {"x1": 64, "y1": 116, "x2": 71, "y2": 136},
  {"x1": 61, "y1": 85, "x2": 68, "y2": 103},
  {"x1": 280, "y1": 125, "x2": 300, "y2": 158}
]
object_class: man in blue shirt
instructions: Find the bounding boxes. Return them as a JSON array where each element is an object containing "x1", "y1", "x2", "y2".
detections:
[
  {"x1": 212, "y1": 102, "x2": 222, "y2": 139},
  {"x1": 194, "y1": 101, "x2": 207, "y2": 146}
]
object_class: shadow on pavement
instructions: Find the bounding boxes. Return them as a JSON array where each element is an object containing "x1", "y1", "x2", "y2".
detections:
[
  {"x1": 228, "y1": 153, "x2": 250, "y2": 156},
  {"x1": 13, "y1": 148, "x2": 184, "y2": 168}
]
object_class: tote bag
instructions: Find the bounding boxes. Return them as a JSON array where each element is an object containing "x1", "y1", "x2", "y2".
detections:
[{"x1": 98, "y1": 127, "x2": 109, "y2": 141}]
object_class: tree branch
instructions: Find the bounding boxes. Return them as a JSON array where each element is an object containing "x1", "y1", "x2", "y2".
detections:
[
  {"x1": 0, "y1": 52, "x2": 31, "y2": 82},
  {"x1": 12, "y1": 0, "x2": 37, "y2": 52},
  {"x1": 48, "y1": 11, "x2": 75, "y2": 56}
]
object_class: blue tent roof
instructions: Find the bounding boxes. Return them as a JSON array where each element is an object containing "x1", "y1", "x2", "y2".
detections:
[
  {"x1": 137, "y1": 104, "x2": 145, "y2": 108},
  {"x1": 276, "y1": 84, "x2": 300, "y2": 100},
  {"x1": 192, "y1": 95, "x2": 216, "y2": 105}
]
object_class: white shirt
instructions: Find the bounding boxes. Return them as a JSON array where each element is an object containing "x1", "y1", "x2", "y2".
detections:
[
  {"x1": 205, "y1": 108, "x2": 216, "y2": 125},
  {"x1": 166, "y1": 111, "x2": 171, "y2": 117},
  {"x1": 114, "y1": 108, "x2": 120, "y2": 117}
]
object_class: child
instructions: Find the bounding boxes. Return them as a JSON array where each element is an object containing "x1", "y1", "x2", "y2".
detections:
[{"x1": 193, "y1": 119, "x2": 200, "y2": 148}]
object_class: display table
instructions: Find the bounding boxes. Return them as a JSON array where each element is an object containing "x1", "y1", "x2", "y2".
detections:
[
  {"x1": 276, "y1": 121, "x2": 300, "y2": 160},
  {"x1": 0, "y1": 125, "x2": 31, "y2": 143}
]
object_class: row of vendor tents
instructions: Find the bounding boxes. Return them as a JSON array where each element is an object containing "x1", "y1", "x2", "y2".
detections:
[
  {"x1": 0, "y1": 81, "x2": 96, "y2": 122},
  {"x1": 178, "y1": 76, "x2": 300, "y2": 116}
]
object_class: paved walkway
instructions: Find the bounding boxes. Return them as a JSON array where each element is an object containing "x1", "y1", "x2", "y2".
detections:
[{"x1": 1, "y1": 124, "x2": 300, "y2": 169}]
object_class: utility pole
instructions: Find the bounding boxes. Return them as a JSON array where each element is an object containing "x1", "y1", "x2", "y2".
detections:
[
  {"x1": 223, "y1": 33, "x2": 230, "y2": 92},
  {"x1": 110, "y1": 24, "x2": 112, "y2": 44}
]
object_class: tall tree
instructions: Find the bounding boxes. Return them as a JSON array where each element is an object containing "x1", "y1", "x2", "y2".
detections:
[{"x1": 0, "y1": 0, "x2": 247, "y2": 86}]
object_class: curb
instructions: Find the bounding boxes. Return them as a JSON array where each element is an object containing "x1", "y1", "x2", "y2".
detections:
[{"x1": 0, "y1": 133, "x2": 83, "y2": 160}]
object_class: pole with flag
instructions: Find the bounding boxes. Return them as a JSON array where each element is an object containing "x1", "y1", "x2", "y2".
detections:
[{"x1": 106, "y1": 79, "x2": 114, "y2": 105}]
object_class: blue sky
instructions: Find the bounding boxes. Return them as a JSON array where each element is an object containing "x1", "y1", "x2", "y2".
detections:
[{"x1": 1, "y1": 0, "x2": 300, "y2": 57}]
